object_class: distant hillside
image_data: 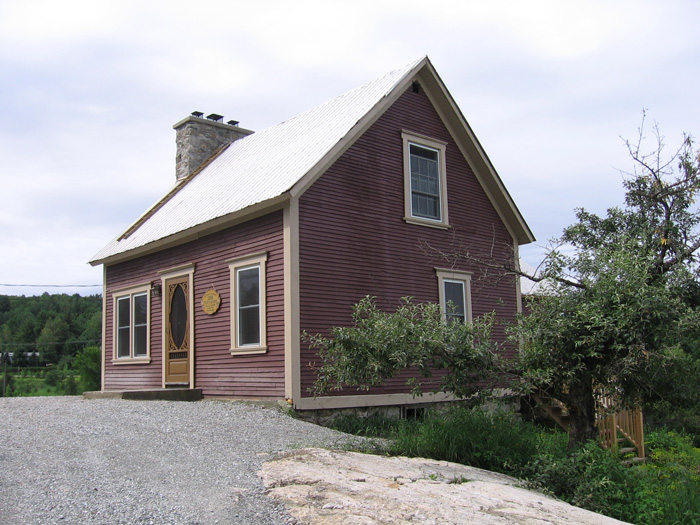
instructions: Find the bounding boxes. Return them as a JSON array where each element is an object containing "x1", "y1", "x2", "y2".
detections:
[{"x1": 0, "y1": 294, "x2": 101, "y2": 365}]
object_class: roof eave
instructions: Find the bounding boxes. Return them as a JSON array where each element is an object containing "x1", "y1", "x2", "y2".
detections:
[
  {"x1": 89, "y1": 194, "x2": 290, "y2": 267},
  {"x1": 288, "y1": 57, "x2": 429, "y2": 200},
  {"x1": 417, "y1": 61, "x2": 535, "y2": 245}
]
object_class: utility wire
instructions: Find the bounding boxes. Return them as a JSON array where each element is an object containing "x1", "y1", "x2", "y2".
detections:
[
  {"x1": 0, "y1": 339, "x2": 101, "y2": 348},
  {"x1": 0, "y1": 284, "x2": 101, "y2": 288}
]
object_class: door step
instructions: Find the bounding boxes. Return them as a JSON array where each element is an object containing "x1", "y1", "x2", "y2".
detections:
[{"x1": 83, "y1": 388, "x2": 202, "y2": 402}]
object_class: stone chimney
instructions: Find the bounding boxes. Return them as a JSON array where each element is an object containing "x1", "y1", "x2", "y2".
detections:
[{"x1": 173, "y1": 112, "x2": 254, "y2": 180}]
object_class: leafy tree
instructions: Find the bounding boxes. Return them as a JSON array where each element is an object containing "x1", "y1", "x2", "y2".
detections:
[
  {"x1": 78, "y1": 310, "x2": 102, "y2": 346},
  {"x1": 308, "y1": 296, "x2": 499, "y2": 399},
  {"x1": 0, "y1": 295, "x2": 10, "y2": 314},
  {"x1": 63, "y1": 373, "x2": 78, "y2": 395},
  {"x1": 73, "y1": 346, "x2": 101, "y2": 392},
  {"x1": 11, "y1": 345, "x2": 29, "y2": 367},
  {"x1": 37, "y1": 316, "x2": 70, "y2": 364},
  {"x1": 509, "y1": 119, "x2": 700, "y2": 447}
]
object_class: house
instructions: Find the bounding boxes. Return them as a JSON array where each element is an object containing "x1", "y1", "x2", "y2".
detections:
[{"x1": 89, "y1": 57, "x2": 535, "y2": 410}]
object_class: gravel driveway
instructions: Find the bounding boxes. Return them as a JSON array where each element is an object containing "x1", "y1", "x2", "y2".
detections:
[{"x1": 0, "y1": 396, "x2": 359, "y2": 524}]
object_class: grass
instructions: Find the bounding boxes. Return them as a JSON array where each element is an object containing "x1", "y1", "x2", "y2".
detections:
[
  {"x1": 330, "y1": 406, "x2": 700, "y2": 525},
  {"x1": 2, "y1": 366, "x2": 81, "y2": 397}
]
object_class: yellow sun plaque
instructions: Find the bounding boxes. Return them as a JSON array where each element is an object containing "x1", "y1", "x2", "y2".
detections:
[{"x1": 201, "y1": 289, "x2": 221, "y2": 315}]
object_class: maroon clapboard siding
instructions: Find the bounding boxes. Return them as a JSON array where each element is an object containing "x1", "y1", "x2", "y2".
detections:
[
  {"x1": 298, "y1": 86, "x2": 518, "y2": 397},
  {"x1": 104, "y1": 211, "x2": 285, "y2": 397}
]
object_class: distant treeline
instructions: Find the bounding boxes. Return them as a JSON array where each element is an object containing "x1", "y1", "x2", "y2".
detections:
[{"x1": 0, "y1": 293, "x2": 102, "y2": 366}]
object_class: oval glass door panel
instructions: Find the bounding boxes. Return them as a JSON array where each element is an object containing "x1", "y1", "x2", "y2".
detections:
[{"x1": 169, "y1": 284, "x2": 188, "y2": 349}]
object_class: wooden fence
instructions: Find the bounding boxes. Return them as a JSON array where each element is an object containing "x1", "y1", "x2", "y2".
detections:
[{"x1": 531, "y1": 390, "x2": 645, "y2": 460}]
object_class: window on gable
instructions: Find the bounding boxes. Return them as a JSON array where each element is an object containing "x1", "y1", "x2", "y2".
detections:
[
  {"x1": 113, "y1": 285, "x2": 151, "y2": 363},
  {"x1": 436, "y1": 269, "x2": 472, "y2": 323},
  {"x1": 228, "y1": 252, "x2": 268, "y2": 354},
  {"x1": 402, "y1": 131, "x2": 449, "y2": 228},
  {"x1": 410, "y1": 144, "x2": 441, "y2": 220}
]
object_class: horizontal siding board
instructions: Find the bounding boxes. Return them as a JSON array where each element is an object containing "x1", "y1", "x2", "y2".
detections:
[
  {"x1": 298, "y1": 86, "x2": 518, "y2": 398},
  {"x1": 104, "y1": 211, "x2": 285, "y2": 397}
]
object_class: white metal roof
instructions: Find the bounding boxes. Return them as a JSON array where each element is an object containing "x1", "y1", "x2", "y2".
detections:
[{"x1": 90, "y1": 57, "x2": 426, "y2": 264}]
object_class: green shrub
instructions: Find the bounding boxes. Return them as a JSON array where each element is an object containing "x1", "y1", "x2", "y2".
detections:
[
  {"x1": 44, "y1": 368, "x2": 62, "y2": 387},
  {"x1": 632, "y1": 429, "x2": 700, "y2": 524},
  {"x1": 63, "y1": 374, "x2": 78, "y2": 395},
  {"x1": 73, "y1": 346, "x2": 101, "y2": 392},
  {"x1": 522, "y1": 442, "x2": 637, "y2": 520}
]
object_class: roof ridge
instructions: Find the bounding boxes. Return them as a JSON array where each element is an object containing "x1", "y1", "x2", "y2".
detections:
[{"x1": 252, "y1": 57, "x2": 427, "y2": 137}]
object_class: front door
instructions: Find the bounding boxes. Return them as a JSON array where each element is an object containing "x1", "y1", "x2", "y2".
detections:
[{"x1": 165, "y1": 276, "x2": 190, "y2": 386}]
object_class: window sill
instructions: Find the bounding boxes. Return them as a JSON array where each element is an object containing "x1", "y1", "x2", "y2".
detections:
[
  {"x1": 231, "y1": 346, "x2": 268, "y2": 356},
  {"x1": 112, "y1": 357, "x2": 151, "y2": 365},
  {"x1": 403, "y1": 217, "x2": 450, "y2": 230}
]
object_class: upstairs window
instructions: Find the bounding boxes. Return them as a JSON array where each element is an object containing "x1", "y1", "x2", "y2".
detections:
[
  {"x1": 410, "y1": 144, "x2": 441, "y2": 220},
  {"x1": 113, "y1": 285, "x2": 151, "y2": 363},
  {"x1": 402, "y1": 131, "x2": 449, "y2": 228}
]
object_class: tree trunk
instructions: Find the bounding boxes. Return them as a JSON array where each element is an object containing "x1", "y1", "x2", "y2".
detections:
[{"x1": 566, "y1": 378, "x2": 598, "y2": 449}]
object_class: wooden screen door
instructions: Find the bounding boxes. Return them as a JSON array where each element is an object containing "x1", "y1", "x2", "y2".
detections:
[{"x1": 165, "y1": 277, "x2": 190, "y2": 386}]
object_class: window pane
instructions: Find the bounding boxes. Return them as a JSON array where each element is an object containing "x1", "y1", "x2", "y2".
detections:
[
  {"x1": 133, "y1": 293, "x2": 148, "y2": 357},
  {"x1": 117, "y1": 297, "x2": 130, "y2": 328},
  {"x1": 169, "y1": 284, "x2": 188, "y2": 349},
  {"x1": 133, "y1": 326, "x2": 147, "y2": 357},
  {"x1": 238, "y1": 268, "x2": 259, "y2": 307},
  {"x1": 117, "y1": 327, "x2": 130, "y2": 358},
  {"x1": 134, "y1": 293, "x2": 147, "y2": 326},
  {"x1": 411, "y1": 145, "x2": 437, "y2": 161},
  {"x1": 444, "y1": 280, "x2": 466, "y2": 322},
  {"x1": 238, "y1": 305, "x2": 260, "y2": 346},
  {"x1": 117, "y1": 297, "x2": 130, "y2": 357},
  {"x1": 413, "y1": 194, "x2": 439, "y2": 219},
  {"x1": 238, "y1": 267, "x2": 260, "y2": 346}
]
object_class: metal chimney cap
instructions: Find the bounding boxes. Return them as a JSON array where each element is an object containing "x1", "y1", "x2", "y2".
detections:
[
  {"x1": 191, "y1": 111, "x2": 204, "y2": 118},
  {"x1": 206, "y1": 113, "x2": 224, "y2": 122}
]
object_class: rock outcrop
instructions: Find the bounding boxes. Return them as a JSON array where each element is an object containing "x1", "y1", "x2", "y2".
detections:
[{"x1": 260, "y1": 448, "x2": 629, "y2": 524}]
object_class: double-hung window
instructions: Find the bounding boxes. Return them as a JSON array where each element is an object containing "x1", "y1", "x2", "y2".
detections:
[
  {"x1": 436, "y1": 269, "x2": 472, "y2": 323},
  {"x1": 410, "y1": 144, "x2": 441, "y2": 220},
  {"x1": 113, "y1": 285, "x2": 151, "y2": 363},
  {"x1": 402, "y1": 131, "x2": 449, "y2": 228},
  {"x1": 228, "y1": 252, "x2": 268, "y2": 354}
]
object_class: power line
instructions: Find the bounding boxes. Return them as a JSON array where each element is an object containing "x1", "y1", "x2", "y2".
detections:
[
  {"x1": 0, "y1": 339, "x2": 101, "y2": 348},
  {"x1": 0, "y1": 283, "x2": 102, "y2": 288}
]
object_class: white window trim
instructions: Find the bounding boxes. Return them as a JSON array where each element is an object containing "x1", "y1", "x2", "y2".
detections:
[
  {"x1": 111, "y1": 283, "x2": 152, "y2": 364},
  {"x1": 402, "y1": 130, "x2": 449, "y2": 229},
  {"x1": 227, "y1": 252, "x2": 268, "y2": 354},
  {"x1": 435, "y1": 268, "x2": 472, "y2": 323}
]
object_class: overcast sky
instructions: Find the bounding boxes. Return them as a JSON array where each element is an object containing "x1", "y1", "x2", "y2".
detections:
[{"x1": 1, "y1": 0, "x2": 699, "y2": 296}]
